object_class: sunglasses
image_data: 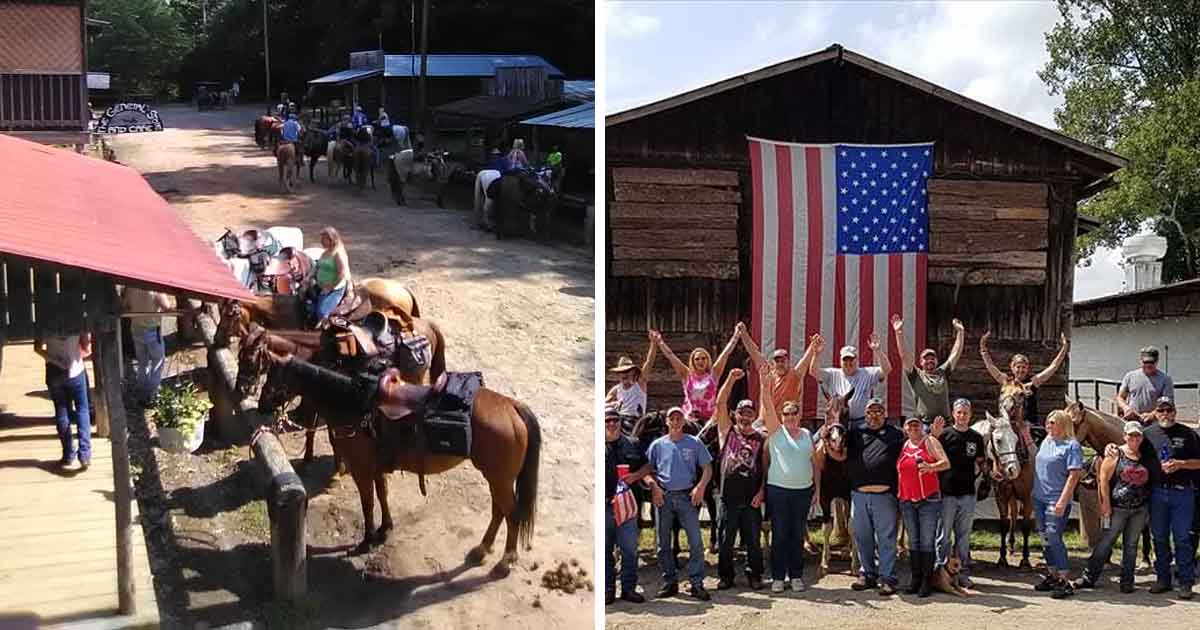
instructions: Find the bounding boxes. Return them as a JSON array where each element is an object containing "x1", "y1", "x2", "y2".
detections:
[{"x1": 782, "y1": 410, "x2": 799, "y2": 416}]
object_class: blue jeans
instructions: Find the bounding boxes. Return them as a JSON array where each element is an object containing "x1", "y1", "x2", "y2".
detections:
[
  {"x1": 718, "y1": 500, "x2": 763, "y2": 580},
  {"x1": 1033, "y1": 497, "x2": 1071, "y2": 572},
  {"x1": 900, "y1": 495, "x2": 943, "y2": 553},
  {"x1": 936, "y1": 494, "x2": 976, "y2": 574},
  {"x1": 767, "y1": 485, "x2": 813, "y2": 581},
  {"x1": 1082, "y1": 505, "x2": 1148, "y2": 586},
  {"x1": 851, "y1": 490, "x2": 899, "y2": 584},
  {"x1": 132, "y1": 327, "x2": 165, "y2": 400},
  {"x1": 656, "y1": 491, "x2": 706, "y2": 587},
  {"x1": 1150, "y1": 486, "x2": 1195, "y2": 586},
  {"x1": 49, "y1": 371, "x2": 91, "y2": 463},
  {"x1": 313, "y1": 285, "x2": 347, "y2": 322},
  {"x1": 605, "y1": 504, "x2": 639, "y2": 596}
]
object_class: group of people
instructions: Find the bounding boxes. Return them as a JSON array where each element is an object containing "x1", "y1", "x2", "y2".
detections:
[{"x1": 605, "y1": 318, "x2": 1196, "y2": 606}]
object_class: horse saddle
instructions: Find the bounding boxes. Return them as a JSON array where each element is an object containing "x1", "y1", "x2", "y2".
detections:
[{"x1": 374, "y1": 368, "x2": 482, "y2": 459}]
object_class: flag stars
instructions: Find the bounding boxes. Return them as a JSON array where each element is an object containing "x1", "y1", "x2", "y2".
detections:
[
  {"x1": 923, "y1": 149, "x2": 930, "y2": 156},
  {"x1": 901, "y1": 151, "x2": 908, "y2": 158},
  {"x1": 852, "y1": 216, "x2": 860, "y2": 223},
  {"x1": 870, "y1": 162, "x2": 877, "y2": 169},
  {"x1": 840, "y1": 150, "x2": 848, "y2": 157},
  {"x1": 860, "y1": 151, "x2": 866, "y2": 157}
]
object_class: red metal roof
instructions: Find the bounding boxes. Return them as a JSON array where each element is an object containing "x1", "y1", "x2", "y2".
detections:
[{"x1": 0, "y1": 133, "x2": 253, "y2": 302}]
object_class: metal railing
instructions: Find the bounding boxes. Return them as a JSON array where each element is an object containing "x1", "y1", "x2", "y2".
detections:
[{"x1": 1069, "y1": 377, "x2": 1200, "y2": 420}]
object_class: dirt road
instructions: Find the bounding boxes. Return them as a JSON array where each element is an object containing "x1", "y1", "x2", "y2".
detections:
[{"x1": 107, "y1": 104, "x2": 595, "y2": 629}]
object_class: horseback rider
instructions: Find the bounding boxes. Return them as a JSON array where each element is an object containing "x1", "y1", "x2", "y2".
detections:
[
  {"x1": 351, "y1": 104, "x2": 368, "y2": 129},
  {"x1": 507, "y1": 138, "x2": 531, "y2": 172},
  {"x1": 486, "y1": 147, "x2": 509, "y2": 173}
]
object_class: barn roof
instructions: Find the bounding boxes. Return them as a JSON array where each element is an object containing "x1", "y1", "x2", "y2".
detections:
[
  {"x1": 308, "y1": 67, "x2": 383, "y2": 86},
  {"x1": 0, "y1": 134, "x2": 252, "y2": 302},
  {"x1": 382, "y1": 54, "x2": 563, "y2": 78},
  {"x1": 521, "y1": 102, "x2": 594, "y2": 129},
  {"x1": 607, "y1": 44, "x2": 1126, "y2": 172}
]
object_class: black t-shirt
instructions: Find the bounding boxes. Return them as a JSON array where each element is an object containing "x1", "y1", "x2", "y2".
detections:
[
  {"x1": 938, "y1": 426, "x2": 985, "y2": 497},
  {"x1": 1019, "y1": 376, "x2": 1041, "y2": 425},
  {"x1": 1141, "y1": 422, "x2": 1200, "y2": 488},
  {"x1": 719, "y1": 427, "x2": 766, "y2": 504},
  {"x1": 847, "y1": 423, "x2": 905, "y2": 491},
  {"x1": 605, "y1": 434, "x2": 645, "y2": 500}
]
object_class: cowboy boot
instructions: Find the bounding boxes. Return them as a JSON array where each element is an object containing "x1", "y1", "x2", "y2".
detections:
[
  {"x1": 906, "y1": 553, "x2": 923, "y2": 594},
  {"x1": 918, "y1": 552, "x2": 934, "y2": 598}
]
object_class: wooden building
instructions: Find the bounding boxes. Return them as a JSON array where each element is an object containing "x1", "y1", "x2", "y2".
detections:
[
  {"x1": 0, "y1": 0, "x2": 92, "y2": 145},
  {"x1": 605, "y1": 44, "x2": 1126, "y2": 419}
]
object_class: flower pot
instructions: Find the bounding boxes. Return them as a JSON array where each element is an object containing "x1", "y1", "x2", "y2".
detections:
[{"x1": 159, "y1": 419, "x2": 205, "y2": 454}]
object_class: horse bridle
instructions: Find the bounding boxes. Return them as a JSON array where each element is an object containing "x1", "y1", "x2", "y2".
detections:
[{"x1": 989, "y1": 429, "x2": 1021, "y2": 472}]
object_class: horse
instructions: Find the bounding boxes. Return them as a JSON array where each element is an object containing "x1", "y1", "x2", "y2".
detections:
[
  {"x1": 816, "y1": 388, "x2": 857, "y2": 575},
  {"x1": 492, "y1": 171, "x2": 557, "y2": 240},
  {"x1": 388, "y1": 149, "x2": 415, "y2": 206},
  {"x1": 301, "y1": 128, "x2": 329, "y2": 182},
  {"x1": 276, "y1": 142, "x2": 300, "y2": 193},
  {"x1": 974, "y1": 408, "x2": 1035, "y2": 568},
  {"x1": 334, "y1": 139, "x2": 356, "y2": 185},
  {"x1": 353, "y1": 141, "x2": 376, "y2": 190},
  {"x1": 474, "y1": 169, "x2": 502, "y2": 229},
  {"x1": 254, "y1": 115, "x2": 277, "y2": 149},
  {"x1": 250, "y1": 347, "x2": 540, "y2": 575}
]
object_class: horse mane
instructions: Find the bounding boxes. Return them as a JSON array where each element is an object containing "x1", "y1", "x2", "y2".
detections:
[{"x1": 1074, "y1": 403, "x2": 1126, "y2": 450}]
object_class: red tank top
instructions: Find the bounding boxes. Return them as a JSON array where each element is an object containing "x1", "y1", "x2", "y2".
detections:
[{"x1": 897, "y1": 439, "x2": 940, "y2": 501}]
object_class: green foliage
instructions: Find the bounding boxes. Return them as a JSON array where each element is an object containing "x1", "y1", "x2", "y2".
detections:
[
  {"x1": 152, "y1": 380, "x2": 213, "y2": 437},
  {"x1": 1041, "y1": 0, "x2": 1200, "y2": 280},
  {"x1": 88, "y1": 0, "x2": 192, "y2": 97}
]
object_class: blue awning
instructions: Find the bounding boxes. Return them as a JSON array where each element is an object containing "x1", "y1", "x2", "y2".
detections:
[
  {"x1": 308, "y1": 68, "x2": 383, "y2": 86},
  {"x1": 520, "y1": 103, "x2": 594, "y2": 129},
  {"x1": 564, "y1": 80, "x2": 594, "y2": 103},
  {"x1": 383, "y1": 54, "x2": 563, "y2": 78}
]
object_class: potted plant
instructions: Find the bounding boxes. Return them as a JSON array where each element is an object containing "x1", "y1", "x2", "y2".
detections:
[{"x1": 153, "y1": 380, "x2": 212, "y2": 453}]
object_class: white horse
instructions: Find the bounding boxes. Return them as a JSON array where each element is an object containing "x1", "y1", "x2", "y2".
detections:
[{"x1": 474, "y1": 169, "x2": 502, "y2": 229}]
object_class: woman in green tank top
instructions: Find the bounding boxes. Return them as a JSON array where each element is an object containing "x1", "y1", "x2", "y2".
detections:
[{"x1": 311, "y1": 226, "x2": 351, "y2": 323}]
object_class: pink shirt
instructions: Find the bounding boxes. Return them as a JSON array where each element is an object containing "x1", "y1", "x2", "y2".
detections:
[{"x1": 683, "y1": 372, "x2": 717, "y2": 421}]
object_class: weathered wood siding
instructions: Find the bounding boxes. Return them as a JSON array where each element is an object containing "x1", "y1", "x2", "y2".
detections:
[{"x1": 606, "y1": 55, "x2": 1095, "y2": 414}]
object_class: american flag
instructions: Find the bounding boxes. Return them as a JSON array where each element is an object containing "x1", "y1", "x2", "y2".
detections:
[
  {"x1": 611, "y1": 480, "x2": 638, "y2": 527},
  {"x1": 749, "y1": 138, "x2": 933, "y2": 419}
]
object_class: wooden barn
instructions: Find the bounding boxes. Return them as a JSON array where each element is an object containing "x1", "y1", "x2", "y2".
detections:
[{"x1": 605, "y1": 44, "x2": 1127, "y2": 420}]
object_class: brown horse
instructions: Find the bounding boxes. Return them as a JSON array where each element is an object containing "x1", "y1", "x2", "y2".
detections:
[
  {"x1": 276, "y1": 142, "x2": 300, "y2": 193},
  {"x1": 249, "y1": 345, "x2": 540, "y2": 575},
  {"x1": 353, "y1": 143, "x2": 375, "y2": 190},
  {"x1": 335, "y1": 140, "x2": 355, "y2": 185},
  {"x1": 219, "y1": 277, "x2": 422, "y2": 340},
  {"x1": 975, "y1": 407, "x2": 1035, "y2": 568},
  {"x1": 816, "y1": 388, "x2": 856, "y2": 575},
  {"x1": 254, "y1": 115, "x2": 277, "y2": 148}
]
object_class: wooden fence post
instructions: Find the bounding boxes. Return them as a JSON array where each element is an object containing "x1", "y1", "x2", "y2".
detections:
[
  {"x1": 195, "y1": 308, "x2": 307, "y2": 598},
  {"x1": 95, "y1": 313, "x2": 136, "y2": 615}
]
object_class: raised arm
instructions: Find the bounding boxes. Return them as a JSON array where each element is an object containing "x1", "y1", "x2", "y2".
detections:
[
  {"x1": 759, "y1": 362, "x2": 781, "y2": 436},
  {"x1": 890, "y1": 314, "x2": 913, "y2": 372},
  {"x1": 639, "y1": 331, "x2": 657, "y2": 391},
  {"x1": 711, "y1": 324, "x2": 742, "y2": 381},
  {"x1": 979, "y1": 332, "x2": 1008, "y2": 385},
  {"x1": 1032, "y1": 332, "x2": 1070, "y2": 387},
  {"x1": 715, "y1": 368, "x2": 744, "y2": 440},
  {"x1": 794, "y1": 334, "x2": 819, "y2": 383},
  {"x1": 868, "y1": 332, "x2": 892, "y2": 380},
  {"x1": 738, "y1": 322, "x2": 766, "y2": 368},
  {"x1": 808, "y1": 334, "x2": 827, "y2": 382},
  {"x1": 946, "y1": 318, "x2": 966, "y2": 369},
  {"x1": 651, "y1": 329, "x2": 689, "y2": 381}
]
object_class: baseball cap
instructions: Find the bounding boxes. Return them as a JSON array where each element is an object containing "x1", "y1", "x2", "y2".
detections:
[
  {"x1": 771, "y1": 348, "x2": 789, "y2": 359},
  {"x1": 604, "y1": 408, "x2": 621, "y2": 421},
  {"x1": 1141, "y1": 346, "x2": 1160, "y2": 362},
  {"x1": 952, "y1": 398, "x2": 972, "y2": 410},
  {"x1": 736, "y1": 399, "x2": 756, "y2": 412},
  {"x1": 1156, "y1": 396, "x2": 1176, "y2": 410},
  {"x1": 840, "y1": 345, "x2": 858, "y2": 359},
  {"x1": 866, "y1": 397, "x2": 885, "y2": 410},
  {"x1": 904, "y1": 416, "x2": 924, "y2": 426},
  {"x1": 666, "y1": 406, "x2": 685, "y2": 419},
  {"x1": 920, "y1": 348, "x2": 937, "y2": 359},
  {"x1": 1123, "y1": 421, "x2": 1144, "y2": 435}
]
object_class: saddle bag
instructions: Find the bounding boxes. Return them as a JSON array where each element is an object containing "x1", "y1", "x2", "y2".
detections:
[{"x1": 422, "y1": 372, "x2": 483, "y2": 458}]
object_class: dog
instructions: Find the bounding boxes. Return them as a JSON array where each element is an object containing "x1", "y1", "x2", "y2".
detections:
[{"x1": 929, "y1": 557, "x2": 971, "y2": 597}]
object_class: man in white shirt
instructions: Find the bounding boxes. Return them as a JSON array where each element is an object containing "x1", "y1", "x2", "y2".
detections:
[
  {"x1": 121, "y1": 287, "x2": 175, "y2": 404},
  {"x1": 808, "y1": 332, "x2": 892, "y2": 426},
  {"x1": 33, "y1": 333, "x2": 93, "y2": 469}
]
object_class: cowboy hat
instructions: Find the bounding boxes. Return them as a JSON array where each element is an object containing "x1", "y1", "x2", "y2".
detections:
[{"x1": 610, "y1": 356, "x2": 638, "y2": 373}]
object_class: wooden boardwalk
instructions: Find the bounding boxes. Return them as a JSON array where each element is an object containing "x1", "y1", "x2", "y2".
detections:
[{"x1": 0, "y1": 344, "x2": 159, "y2": 629}]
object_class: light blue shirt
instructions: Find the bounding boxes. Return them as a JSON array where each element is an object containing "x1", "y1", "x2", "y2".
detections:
[
  {"x1": 281, "y1": 119, "x2": 301, "y2": 142},
  {"x1": 1034, "y1": 437, "x2": 1084, "y2": 503},
  {"x1": 767, "y1": 427, "x2": 815, "y2": 490},
  {"x1": 646, "y1": 434, "x2": 712, "y2": 492}
]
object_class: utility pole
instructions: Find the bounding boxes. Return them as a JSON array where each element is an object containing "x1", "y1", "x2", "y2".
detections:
[
  {"x1": 202, "y1": 0, "x2": 207, "y2": 27},
  {"x1": 263, "y1": 0, "x2": 271, "y2": 112},
  {"x1": 417, "y1": 0, "x2": 429, "y2": 135}
]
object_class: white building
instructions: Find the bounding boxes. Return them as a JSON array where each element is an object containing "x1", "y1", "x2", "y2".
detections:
[{"x1": 1070, "y1": 235, "x2": 1200, "y2": 419}]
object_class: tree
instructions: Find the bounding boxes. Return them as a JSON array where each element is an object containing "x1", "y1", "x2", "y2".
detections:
[
  {"x1": 1040, "y1": 0, "x2": 1200, "y2": 281},
  {"x1": 88, "y1": 0, "x2": 191, "y2": 97}
]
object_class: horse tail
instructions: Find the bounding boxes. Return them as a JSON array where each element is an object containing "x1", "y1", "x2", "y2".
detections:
[
  {"x1": 407, "y1": 287, "x2": 421, "y2": 318},
  {"x1": 512, "y1": 401, "x2": 541, "y2": 550},
  {"x1": 426, "y1": 318, "x2": 444, "y2": 381}
]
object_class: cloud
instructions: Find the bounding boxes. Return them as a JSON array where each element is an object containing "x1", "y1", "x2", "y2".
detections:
[{"x1": 607, "y1": 3, "x2": 662, "y2": 39}]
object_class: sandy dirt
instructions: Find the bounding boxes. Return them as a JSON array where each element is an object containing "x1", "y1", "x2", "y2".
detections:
[
  {"x1": 106, "y1": 104, "x2": 595, "y2": 629},
  {"x1": 606, "y1": 536, "x2": 1199, "y2": 629}
]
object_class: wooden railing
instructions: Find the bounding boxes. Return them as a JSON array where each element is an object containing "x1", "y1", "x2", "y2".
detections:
[
  {"x1": 0, "y1": 72, "x2": 85, "y2": 130},
  {"x1": 1069, "y1": 377, "x2": 1200, "y2": 419}
]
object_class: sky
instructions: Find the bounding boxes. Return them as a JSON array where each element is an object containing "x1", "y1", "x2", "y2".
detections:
[{"x1": 606, "y1": 0, "x2": 1131, "y2": 301}]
